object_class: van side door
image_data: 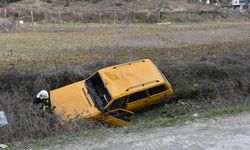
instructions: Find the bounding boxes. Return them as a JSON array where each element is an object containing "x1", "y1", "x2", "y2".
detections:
[
  {"x1": 127, "y1": 90, "x2": 149, "y2": 111},
  {"x1": 146, "y1": 84, "x2": 168, "y2": 106},
  {"x1": 101, "y1": 96, "x2": 134, "y2": 127},
  {"x1": 102, "y1": 109, "x2": 134, "y2": 127}
]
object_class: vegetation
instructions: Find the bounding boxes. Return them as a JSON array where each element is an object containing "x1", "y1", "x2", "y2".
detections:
[
  {"x1": 0, "y1": 22, "x2": 249, "y2": 146},
  {"x1": 1, "y1": 0, "x2": 249, "y2": 24},
  {"x1": 1, "y1": 51, "x2": 250, "y2": 144},
  {"x1": 0, "y1": 0, "x2": 249, "y2": 149},
  {"x1": 9, "y1": 104, "x2": 250, "y2": 149}
]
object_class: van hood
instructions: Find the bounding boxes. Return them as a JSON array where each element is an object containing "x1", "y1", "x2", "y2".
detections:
[{"x1": 50, "y1": 80, "x2": 98, "y2": 120}]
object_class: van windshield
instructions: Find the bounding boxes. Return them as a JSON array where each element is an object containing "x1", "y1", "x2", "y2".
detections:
[{"x1": 85, "y1": 73, "x2": 112, "y2": 110}]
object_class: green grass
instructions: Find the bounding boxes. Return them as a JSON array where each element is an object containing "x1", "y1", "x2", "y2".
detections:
[
  {"x1": 8, "y1": 104, "x2": 250, "y2": 149},
  {"x1": 200, "y1": 105, "x2": 250, "y2": 118}
]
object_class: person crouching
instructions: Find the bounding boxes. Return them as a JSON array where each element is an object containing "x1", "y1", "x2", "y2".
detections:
[{"x1": 32, "y1": 90, "x2": 51, "y2": 112}]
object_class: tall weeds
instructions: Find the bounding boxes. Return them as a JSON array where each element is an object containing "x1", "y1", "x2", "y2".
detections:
[{"x1": 0, "y1": 53, "x2": 250, "y2": 143}]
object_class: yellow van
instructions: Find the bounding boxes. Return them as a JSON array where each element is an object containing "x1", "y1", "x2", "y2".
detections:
[{"x1": 50, "y1": 59, "x2": 173, "y2": 126}]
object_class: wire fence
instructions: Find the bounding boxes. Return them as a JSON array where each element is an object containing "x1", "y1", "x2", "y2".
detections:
[
  {"x1": 0, "y1": 8, "x2": 153, "y2": 70},
  {"x1": 0, "y1": 7, "x2": 145, "y2": 31},
  {"x1": 1, "y1": 6, "x2": 248, "y2": 32}
]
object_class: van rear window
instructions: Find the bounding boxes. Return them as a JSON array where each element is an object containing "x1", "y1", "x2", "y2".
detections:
[
  {"x1": 148, "y1": 85, "x2": 167, "y2": 96},
  {"x1": 129, "y1": 91, "x2": 147, "y2": 102}
]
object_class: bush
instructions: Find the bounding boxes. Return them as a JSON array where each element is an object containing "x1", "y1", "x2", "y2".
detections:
[
  {"x1": 0, "y1": 53, "x2": 249, "y2": 143},
  {"x1": 0, "y1": 70, "x2": 103, "y2": 143}
]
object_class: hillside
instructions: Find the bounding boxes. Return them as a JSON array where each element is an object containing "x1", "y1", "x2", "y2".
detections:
[
  {"x1": 2, "y1": 0, "x2": 247, "y2": 23},
  {"x1": 3, "y1": 0, "x2": 213, "y2": 11}
]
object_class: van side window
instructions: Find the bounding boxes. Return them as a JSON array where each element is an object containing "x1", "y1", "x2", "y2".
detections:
[
  {"x1": 129, "y1": 91, "x2": 147, "y2": 103},
  {"x1": 108, "y1": 96, "x2": 127, "y2": 110},
  {"x1": 148, "y1": 85, "x2": 167, "y2": 96}
]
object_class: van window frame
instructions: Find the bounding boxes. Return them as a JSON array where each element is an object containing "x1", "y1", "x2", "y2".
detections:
[
  {"x1": 85, "y1": 72, "x2": 113, "y2": 110},
  {"x1": 128, "y1": 90, "x2": 149, "y2": 103},
  {"x1": 105, "y1": 96, "x2": 128, "y2": 110},
  {"x1": 147, "y1": 84, "x2": 167, "y2": 96},
  {"x1": 127, "y1": 84, "x2": 168, "y2": 104}
]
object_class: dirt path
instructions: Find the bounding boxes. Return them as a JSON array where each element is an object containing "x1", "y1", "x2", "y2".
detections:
[{"x1": 45, "y1": 112, "x2": 250, "y2": 150}]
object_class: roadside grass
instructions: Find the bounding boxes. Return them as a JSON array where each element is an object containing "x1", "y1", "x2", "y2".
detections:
[
  {"x1": 200, "y1": 105, "x2": 250, "y2": 118},
  {"x1": 128, "y1": 102, "x2": 250, "y2": 130},
  {"x1": 9, "y1": 104, "x2": 250, "y2": 149}
]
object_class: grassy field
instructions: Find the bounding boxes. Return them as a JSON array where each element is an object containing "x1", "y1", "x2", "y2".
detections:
[
  {"x1": 1, "y1": 22, "x2": 249, "y2": 71},
  {"x1": 0, "y1": 22, "x2": 250, "y2": 145}
]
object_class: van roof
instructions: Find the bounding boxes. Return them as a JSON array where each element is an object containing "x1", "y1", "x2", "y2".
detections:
[{"x1": 98, "y1": 59, "x2": 166, "y2": 99}]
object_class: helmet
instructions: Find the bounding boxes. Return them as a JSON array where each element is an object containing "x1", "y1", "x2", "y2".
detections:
[{"x1": 36, "y1": 90, "x2": 49, "y2": 100}]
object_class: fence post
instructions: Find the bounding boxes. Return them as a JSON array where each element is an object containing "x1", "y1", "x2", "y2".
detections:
[
  {"x1": 130, "y1": 8, "x2": 132, "y2": 26},
  {"x1": 4, "y1": 9, "x2": 7, "y2": 19},
  {"x1": 58, "y1": 9, "x2": 61, "y2": 22},
  {"x1": 128, "y1": 8, "x2": 131, "y2": 28},
  {"x1": 81, "y1": 10, "x2": 84, "y2": 23},
  {"x1": 31, "y1": 10, "x2": 34, "y2": 27},
  {"x1": 73, "y1": 10, "x2": 75, "y2": 29},
  {"x1": 99, "y1": 11, "x2": 102, "y2": 24},
  {"x1": 18, "y1": 12, "x2": 20, "y2": 22},
  {"x1": 43, "y1": 11, "x2": 46, "y2": 21},
  {"x1": 84, "y1": 9, "x2": 88, "y2": 31},
  {"x1": 78, "y1": 12, "x2": 81, "y2": 22},
  {"x1": 113, "y1": 9, "x2": 117, "y2": 25}
]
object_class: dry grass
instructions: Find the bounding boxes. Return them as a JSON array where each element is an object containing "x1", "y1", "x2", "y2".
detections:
[
  {"x1": 1, "y1": 22, "x2": 249, "y2": 71},
  {"x1": 0, "y1": 70, "x2": 105, "y2": 143},
  {"x1": 1, "y1": 22, "x2": 249, "y2": 52},
  {"x1": 1, "y1": 39, "x2": 249, "y2": 73},
  {"x1": 1, "y1": 53, "x2": 250, "y2": 144},
  {"x1": 0, "y1": 22, "x2": 250, "y2": 144}
]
